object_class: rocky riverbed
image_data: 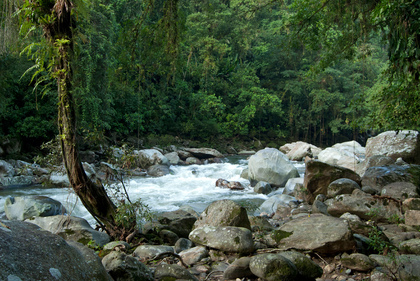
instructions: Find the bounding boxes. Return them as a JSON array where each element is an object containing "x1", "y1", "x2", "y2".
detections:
[{"x1": 1, "y1": 130, "x2": 420, "y2": 281}]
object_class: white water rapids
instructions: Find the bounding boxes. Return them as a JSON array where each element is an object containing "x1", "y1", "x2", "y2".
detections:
[{"x1": 0, "y1": 156, "x2": 305, "y2": 226}]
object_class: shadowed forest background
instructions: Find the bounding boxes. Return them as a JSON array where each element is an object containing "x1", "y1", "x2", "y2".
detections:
[{"x1": 1, "y1": 0, "x2": 419, "y2": 156}]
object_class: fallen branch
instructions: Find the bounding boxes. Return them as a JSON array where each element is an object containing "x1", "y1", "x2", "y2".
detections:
[{"x1": 149, "y1": 251, "x2": 189, "y2": 268}]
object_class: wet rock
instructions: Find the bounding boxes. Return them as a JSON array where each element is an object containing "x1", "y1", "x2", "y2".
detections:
[
  {"x1": 164, "y1": 151, "x2": 180, "y2": 165},
  {"x1": 5, "y1": 196, "x2": 66, "y2": 221},
  {"x1": 215, "y1": 178, "x2": 244, "y2": 190},
  {"x1": 147, "y1": 164, "x2": 171, "y2": 177},
  {"x1": 102, "y1": 251, "x2": 153, "y2": 281},
  {"x1": 253, "y1": 181, "x2": 272, "y2": 194}
]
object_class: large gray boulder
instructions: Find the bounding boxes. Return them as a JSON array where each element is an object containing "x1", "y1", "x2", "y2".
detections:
[
  {"x1": 0, "y1": 159, "x2": 15, "y2": 177},
  {"x1": 101, "y1": 251, "x2": 153, "y2": 281},
  {"x1": 189, "y1": 226, "x2": 254, "y2": 254},
  {"x1": 5, "y1": 196, "x2": 66, "y2": 221},
  {"x1": 318, "y1": 147, "x2": 360, "y2": 171},
  {"x1": 274, "y1": 214, "x2": 355, "y2": 254},
  {"x1": 258, "y1": 194, "x2": 296, "y2": 215},
  {"x1": 248, "y1": 148, "x2": 299, "y2": 187},
  {"x1": 0, "y1": 220, "x2": 112, "y2": 281},
  {"x1": 184, "y1": 147, "x2": 224, "y2": 159},
  {"x1": 27, "y1": 215, "x2": 110, "y2": 246},
  {"x1": 193, "y1": 199, "x2": 251, "y2": 230},
  {"x1": 365, "y1": 130, "x2": 420, "y2": 164},
  {"x1": 280, "y1": 141, "x2": 322, "y2": 161},
  {"x1": 356, "y1": 155, "x2": 395, "y2": 177},
  {"x1": 137, "y1": 149, "x2": 168, "y2": 169}
]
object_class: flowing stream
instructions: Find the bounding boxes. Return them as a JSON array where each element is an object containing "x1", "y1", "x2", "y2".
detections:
[{"x1": 0, "y1": 156, "x2": 305, "y2": 226}]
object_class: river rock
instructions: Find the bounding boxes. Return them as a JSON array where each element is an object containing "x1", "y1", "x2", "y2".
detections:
[
  {"x1": 189, "y1": 226, "x2": 254, "y2": 253},
  {"x1": 174, "y1": 238, "x2": 193, "y2": 253},
  {"x1": 340, "y1": 253, "x2": 375, "y2": 271},
  {"x1": 0, "y1": 175, "x2": 34, "y2": 187},
  {"x1": 137, "y1": 149, "x2": 169, "y2": 169},
  {"x1": 258, "y1": 194, "x2": 296, "y2": 215},
  {"x1": 223, "y1": 257, "x2": 253, "y2": 279},
  {"x1": 327, "y1": 191, "x2": 402, "y2": 222},
  {"x1": 0, "y1": 160, "x2": 15, "y2": 177},
  {"x1": 184, "y1": 147, "x2": 223, "y2": 159},
  {"x1": 275, "y1": 214, "x2": 355, "y2": 254},
  {"x1": 365, "y1": 130, "x2": 420, "y2": 164},
  {"x1": 4, "y1": 196, "x2": 66, "y2": 221},
  {"x1": 333, "y1": 140, "x2": 366, "y2": 156},
  {"x1": 133, "y1": 245, "x2": 174, "y2": 259},
  {"x1": 186, "y1": 156, "x2": 202, "y2": 164},
  {"x1": 248, "y1": 148, "x2": 299, "y2": 187},
  {"x1": 253, "y1": 181, "x2": 272, "y2": 194},
  {"x1": 27, "y1": 215, "x2": 110, "y2": 246},
  {"x1": 164, "y1": 152, "x2": 180, "y2": 165},
  {"x1": 249, "y1": 253, "x2": 298, "y2": 281},
  {"x1": 281, "y1": 141, "x2": 322, "y2": 161},
  {"x1": 193, "y1": 199, "x2": 251, "y2": 230},
  {"x1": 327, "y1": 178, "x2": 361, "y2": 198},
  {"x1": 215, "y1": 178, "x2": 245, "y2": 190},
  {"x1": 103, "y1": 241, "x2": 131, "y2": 251},
  {"x1": 304, "y1": 159, "x2": 361, "y2": 203},
  {"x1": 147, "y1": 164, "x2": 171, "y2": 177},
  {"x1": 284, "y1": 177, "x2": 304, "y2": 195},
  {"x1": 403, "y1": 198, "x2": 420, "y2": 212},
  {"x1": 179, "y1": 246, "x2": 209, "y2": 265},
  {"x1": 381, "y1": 181, "x2": 418, "y2": 200},
  {"x1": 278, "y1": 251, "x2": 323, "y2": 279},
  {"x1": 370, "y1": 254, "x2": 420, "y2": 281},
  {"x1": 0, "y1": 220, "x2": 112, "y2": 281},
  {"x1": 356, "y1": 155, "x2": 395, "y2": 177},
  {"x1": 361, "y1": 164, "x2": 420, "y2": 193},
  {"x1": 318, "y1": 147, "x2": 360, "y2": 171},
  {"x1": 101, "y1": 251, "x2": 153, "y2": 281},
  {"x1": 158, "y1": 209, "x2": 197, "y2": 238},
  {"x1": 154, "y1": 264, "x2": 198, "y2": 281},
  {"x1": 159, "y1": 229, "x2": 179, "y2": 245}
]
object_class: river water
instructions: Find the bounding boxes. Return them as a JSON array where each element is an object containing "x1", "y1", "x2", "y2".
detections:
[{"x1": 0, "y1": 156, "x2": 305, "y2": 226}]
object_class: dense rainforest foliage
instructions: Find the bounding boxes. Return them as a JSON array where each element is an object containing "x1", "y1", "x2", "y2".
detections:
[{"x1": 1, "y1": 0, "x2": 419, "y2": 155}]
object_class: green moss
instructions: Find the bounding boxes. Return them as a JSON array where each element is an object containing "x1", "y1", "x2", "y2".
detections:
[
  {"x1": 77, "y1": 237, "x2": 91, "y2": 245},
  {"x1": 64, "y1": 229, "x2": 75, "y2": 235},
  {"x1": 271, "y1": 230, "x2": 293, "y2": 244}
]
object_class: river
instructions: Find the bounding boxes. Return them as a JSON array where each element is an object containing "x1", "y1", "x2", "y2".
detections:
[{"x1": 0, "y1": 156, "x2": 305, "y2": 226}]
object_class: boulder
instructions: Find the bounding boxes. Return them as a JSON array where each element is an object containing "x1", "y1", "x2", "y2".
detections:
[
  {"x1": 0, "y1": 175, "x2": 34, "y2": 187},
  {"x1": 333, "y1": 140, "x2": 366, "y2": 156},
  {"x1": 193, "y1": 199, "x2": 251, "y2": 230},
  {"x1": 258, "y1": 194, "x2": 296, "y2": 215},
  {"x1": 101, "y1": 251, "x2": 153, "y2": 281},
  {"x1": 186, "y1": 157, "x2": 202, "y2": 164},
  {"x1": 159, "y1": 229, "x2": 179, "y2": 245},
  {"x1": 147, "y1": 164, "x2": 171, "y2": 177},
  {"x1": 137, "y1": 149, "x2": 168, "y2": 169},
  {"x1": 184, "y1": 147, "x2": 224, "y2": 159},
  {"x1": 381, "y1": 182, "x2": 418, "y2": 200},
  {"x1": 27, "y1": 215, "x2": 110, "y2": 246},
  {"x1": 365, "y1": 130, "x2": 420, "y2": 164},
  {"x1": 248, "y1": 148, "x2": 299, "y2": 187},
  {"x1": 0, "y1": 160, "x2": 15, "y2": 177},
  {"x1": 361, "y1": 164, "x2": 420, "y2": 193},
  {"x1": 4, "y1": 196, "x2": 66, "y2": 221},
  {"x1": 174, "y1": 238, "x2": 193, "y2": 253},
  {"x1": 274, "y1": 214, "x2": 355, "y2": 254},
  {"x1": 253, "y1": 181, "x2": 273, "y2": 194},
  {"x1": 154, "y1": 264, "x2": 198, "y2": 281},
  {"x1": 0, "y1": 220, "x2": 112, "y2": 281},
  {"x1": 164, "y1": 152, "x2": 180, "y2": 165},
  {"x1": 178, "y1": 246, "x2": 209, "y2": 265},
  {"x1": 370, "y1": 254, "x2": 420, "y2": 281},
  {"x1": 133, "y1": 245, "x2": 174, "y2": 259},
  {"x1": 158, "y1": 209, "x2": 197, "y2": 238},
  {"x1": 303, "y1": 160, "x2": 361, "y2": 203},
  {"x1": 318, "y1": 147, "x2": 360, "y2": 171},
  {"x1": 327, "y1": 178, "x2": 361, "y2": 198},
  {"x1": 249, "y1": 253, "x2": 298, "y2": 281},
  {"x1": 284, "y1": 177, "x2": 304, "y2": 195},
  {"x1": 356, "y1": 155, "x2": 395, "y2": 177},
  {"x1": 189, "y1": 226, "x2": 254, "y2": 253},
  {"x1": 403, "y1": 198, "x2": 420, "y2": 212},
  {"x1": 327, "y1": 191, "x2": 402, "y2": 222},
  {"x1": 281, "y1": 141, "x2": 322, "y2": 161},
  {"x1": 215, "y1": 178, "x2": 245, "y2": 190}
]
